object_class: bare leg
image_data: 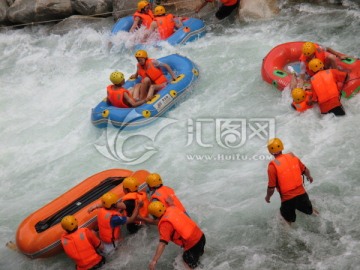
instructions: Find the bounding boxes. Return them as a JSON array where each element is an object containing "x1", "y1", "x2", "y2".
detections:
[
  {"x1": 147, "y1": 85, "x2": 156, "y2": 101},
  {"x1": 132, "y1": 83, "x2": 142, "y2": 100},
  {"x1": 140, "y1": 78, "x2": 151, "y2": 100},
  {"x1": 312, "y1": 208, "x2": 319, "y2": 216}
]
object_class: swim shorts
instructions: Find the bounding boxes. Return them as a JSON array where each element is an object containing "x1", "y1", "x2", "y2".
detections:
[
  {"x1": 280, "y1": 193, "x2": 313, "y2": 222},
  {"x1": 183, "y1": 234, "x2": 206, "y2": 269},
  {"x1": 215, "y1": 1, "x2": 239, "y2": 20}
]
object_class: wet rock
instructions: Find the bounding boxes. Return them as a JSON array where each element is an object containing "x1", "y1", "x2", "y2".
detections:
[
  {"x1": 73, "y1": 0, "x2": 112, "y2": 16},
  {"x1": 239, "y1": 0, "x2": 279, "y2": 20},
  {"x1": 7, "y1": 0, "x2": 73, "y2": 24},
  {"x1": 0, "y1": 0, "x2": 8, "y2": 22}
]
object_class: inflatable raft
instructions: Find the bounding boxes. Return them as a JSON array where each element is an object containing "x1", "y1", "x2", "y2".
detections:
[
  {"x1": 261, "y1": 41, "x2": 360, "y2": 98},
  {"x1": 111, "y1": 16, "x2": 206, "y2": 46},
  {"x1": 91, "y1": 54, "x2": 200, "y2": 129},
  {"x1": 15, "y1": 169, "x2": 149, "y2": 259}
]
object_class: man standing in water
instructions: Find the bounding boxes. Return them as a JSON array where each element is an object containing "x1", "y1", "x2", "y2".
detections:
[{"x1": 265, "y1": 138, "x2": 318, "y2": 224}]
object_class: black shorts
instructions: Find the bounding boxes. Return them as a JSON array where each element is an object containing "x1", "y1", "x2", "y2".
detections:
[
  {"x1": 183, "y1": 234, "x2": 206, "y2": 269},
  {"x1": 126, "y1": 223, "x2": 143, "y2": 234},
  {"x1": 280, "y1": 193, "x2": 313, "y2": 222},
  {"x1": 326, "y1": 105, "x2": 346, "y2": 116},
  {"x1": 215, "y1": 1, "x2": 239, "y2": 20}
]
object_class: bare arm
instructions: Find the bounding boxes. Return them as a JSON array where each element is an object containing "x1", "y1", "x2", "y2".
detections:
[
  {"x1": 303, "y1": 167, "x2": 313, "y2": 183},
  {"x1": 88, "y1": 203, "x2": 102, "y2": 213},
  {"x1": 130, "y1": 69, "x2": 139, "y2": 79},
  {"x1": 124, "y1": 92, "x2": 146, "y2": 107},
  {"x1": 174, "y1": 17, "x2": 183, "y2": 29},
  {"x1": 326, "y1": 47, "x2": 348, "y2": 59},
  {"x1": 149, "y1": 242, "x2": 166, "y2": 270},
  {"x1": 265, "y1": 187, "x2": 275, "y2": 203},
  {"x1": 130, "y1": 17, "x2": 141, "y2": 33},
  {"x1": 160, "y1": 63, "x2": 177, "y2": 80}
]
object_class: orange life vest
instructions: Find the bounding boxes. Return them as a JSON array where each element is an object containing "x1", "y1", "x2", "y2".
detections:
[
  {"x1": 61, "y1": 228, "x2": 102, "y2": 270},
  {"x1": 97, "y1": 208, "x2": 121, "y2": 244},
  {"x1": 310, "y1": 70, "x2": 340, "y2": 104},
  {"x1": 221, "y1": 0, "x2": 238, "y2": 6},
  {"x1": 107, "y1": 85, "x2": 132, "y2": 108},
  {"x1": 299, "y1": 44, "x2": 326, "y2": 76},
  {"x1": 122, "y1": 191, "x2": 150, "y2": 218},
  {"x1": 292, "y1": 91, "x2": 313, "y2": 112},
  {"x1": 155, "y1": 14, "x2": 175, "y2": 39},
  {"x1": 137, "y1": 59, "x2": 167, "y2": 85},
  {"x1": 133, "y1": 11, "x2": 154, "y2": 29},
  {"x1": 270, "y1": 153, "x2": 303, "y2": 196},
  {"x1": 158, "y1": 206, "x2": 198, "y2": 247},
  {"x1": 151, "y1": 186, "x2": 186, "y2": 213},
  {"x1": 207, "y1": 0, "x2": 238, "y2": 6}
]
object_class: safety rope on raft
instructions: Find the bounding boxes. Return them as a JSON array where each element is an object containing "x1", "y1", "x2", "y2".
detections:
[{"x1": 0, "y1": 0, "x2": 198, "y2": 30}]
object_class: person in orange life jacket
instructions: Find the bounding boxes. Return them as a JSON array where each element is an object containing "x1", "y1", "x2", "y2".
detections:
[
  {"x1": 148, "y1": 5, "x2": 183, "y2": 40},
  {"x1": 288, "y1": 71, "x2": 313, "y2": 113},
  {"x1": 308, "y1": 58, "x2": 348, "y2": 116},
  {"x1": 130, "y1": 50, "x2": 177, "y2": 101},
  {"x1": 60, "y1": 215, "x2": 105, "y2": 270},
  {"x1": 265, "y1": 138, "x2": 318, "y2": 224},
  {"x1": 291, "y1": 87, "x2": 313, "y2": 113},
  {"x1": 130, "y1": 1, "x2": 155, "y2": 33},
  {"x1": 146, "y1": 173, "x2": 188, "y2": 215},
  {"x1": 148, "y1": 201, "x2": 206, "y2": 270},
  {"x1": 195, "y1": 0, "x2": 239, "y2": 20},
  {"x1": 88, "y1": 192, "x2": 143, "y2": 255},
  {"x1": 120, "y1": 176, "x2": 157, "y2": 234},
  {"x1": 299, "y1": 41, "x2": 349, "y2": 80},
  {"x1": 107, "y1": 71, "x2": 146, "y2": 108}
]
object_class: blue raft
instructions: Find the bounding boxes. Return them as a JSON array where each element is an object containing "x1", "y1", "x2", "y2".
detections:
[
  {"x1": 111, "y1": 16, "x2": 206, "y2": 46},
  {"x1": 91, "y1": 54, "x2": 200, "y2": 129}
]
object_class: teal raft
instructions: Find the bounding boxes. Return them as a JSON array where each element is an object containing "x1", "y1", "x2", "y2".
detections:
[
  {"x1": 91, "y1": 54, "x2": 200, "y2": 129},
  {"x1": 111, "y1": 16, "x2": 206, "y2": 46}
]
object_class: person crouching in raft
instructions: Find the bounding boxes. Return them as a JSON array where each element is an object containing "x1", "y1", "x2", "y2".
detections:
[
  {"x1": 106, "y1": 71, "x2": 146, "y2": 108},
  {"x1": 130, "y1": 1, "x2": 155, "y2": 33},
  {"x1": 148, "y1": 5, "x2": 183, "y2": 40},
  {"x1": 130, "y1": 50, "x2": 177, "y2": 101},
  {"x1": 291, "y1": 88, "x2": 313, "y2": 113}
]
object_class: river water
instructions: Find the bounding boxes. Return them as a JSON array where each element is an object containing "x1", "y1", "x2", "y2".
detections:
[{"x1": 1, "y1": 0, "x2": 360, "y2": 269}]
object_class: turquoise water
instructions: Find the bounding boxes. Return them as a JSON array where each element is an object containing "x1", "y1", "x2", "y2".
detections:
[{"x1": 1, "y1": 1, "x2": 360, "y2": 269}]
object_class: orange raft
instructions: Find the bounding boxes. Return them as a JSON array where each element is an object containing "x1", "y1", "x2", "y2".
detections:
[
  {"x1": 16, "y1": 168, "x2": 149, "y2": 259},
  {"x1": 261, "y1": 41, "x2": 360, "y2": 98}
]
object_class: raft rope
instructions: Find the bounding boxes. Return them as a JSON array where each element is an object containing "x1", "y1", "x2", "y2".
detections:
[{"x1": 0, "y1": 0, "x2": 199, "y2": 30}]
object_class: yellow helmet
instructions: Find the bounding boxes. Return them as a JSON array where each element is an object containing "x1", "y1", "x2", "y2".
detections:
[
  {"x1": 154, "y1": 5, "x2": 166, "y2": 16},
  {"x1": 135, "y1": 50, "x2": 148, "y2": 59},
  {"x1": 148, "y1": 201, "x2": 166, "y2": 218},
  {"x1": 110, "y1": 71, "x2": 124, "y2": 85},
  {"x1": 308, "y1": 58, "x2": 324, "y2": 73},
  {"x1": 302, "y1": 42, "x2": 316, "y2": 57},
  {"x1": 146, "y1": 173, "x2": 163, "y2": 188},
  {"x1": 61, "y1": 215, "x2": 78, "y2": 231},
  {"x1": 123, "y1": 177, "x2": 139, "y2": 192},
  {"x1": 267, "y1": 138, "x2": 284, "y2": 154},
  {"x1": 137, "y1": 1, "x2": 149, "y2": 11},
  {"x1": 291, "y1": 88, "x2": 306, "y2": 103},
  {"x1": 101, "y1": 192, "x2": 118, "y2": 209}
]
